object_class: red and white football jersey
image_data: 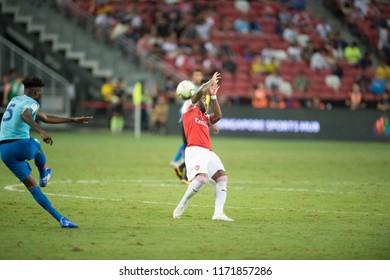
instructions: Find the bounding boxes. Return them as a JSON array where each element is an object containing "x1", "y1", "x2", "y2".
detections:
[{"x1": 181, "y1": 100, "x2": 212, "y2": 151}]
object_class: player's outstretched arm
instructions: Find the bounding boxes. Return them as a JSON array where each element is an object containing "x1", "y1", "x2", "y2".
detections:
[
  {"x1": 21, "y1": 109, "x2": 53, "y2": 145},
  {"x1": 191, "y1": 72, "x2": 220, "y2": 104},
  {"x1": 208, "y1": 82, "x2": 222, "y2": 125},
  {"x1": 37, "y1": 112, "x2": 93, "y2": 124}
]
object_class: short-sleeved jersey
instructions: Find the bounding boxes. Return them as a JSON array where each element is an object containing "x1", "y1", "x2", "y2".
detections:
[
  {"x1": 0, "y1": 95, "x2": 40, "y2": 141},
  {"x1": 181, "y1": 100, "x2": 212, "y2": 150}
]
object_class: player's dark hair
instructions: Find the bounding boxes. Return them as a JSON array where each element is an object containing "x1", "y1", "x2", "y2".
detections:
[{"x1": 22, "y1": 76, "x2": 45, "y2": 88}]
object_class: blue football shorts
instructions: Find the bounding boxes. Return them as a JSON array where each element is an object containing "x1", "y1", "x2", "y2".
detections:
[{"x1": 0, "y1": 137, "x2": 41, "y2": 182}]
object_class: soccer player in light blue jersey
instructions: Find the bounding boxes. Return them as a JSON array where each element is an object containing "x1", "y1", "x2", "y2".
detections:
[{"x1": 0, "y1": 76, "x2": 92, "y2": 228}]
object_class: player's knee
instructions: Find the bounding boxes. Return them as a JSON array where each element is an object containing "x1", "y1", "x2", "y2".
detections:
[
  {"x1": 216, "y1": 175, "x2": 228, "y2": 182},
  {"x1": 195, "y1": 174, "x2": 209, "y2": 184}
]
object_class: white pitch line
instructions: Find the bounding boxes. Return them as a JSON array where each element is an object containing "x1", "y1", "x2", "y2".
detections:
[
  {"x1": 3, "y1": 179, "x2": 389, "y2": 217},
  {"x1": 12, "y1": 178, "x2": 389, "y2": 195}
]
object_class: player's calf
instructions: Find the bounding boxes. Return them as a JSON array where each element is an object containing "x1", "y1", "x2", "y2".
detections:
[
  {"x1": 173, "y1": 174, "x2": 208, "y2": 219},
  {"x1": 213, "y1": 174, "x2": 234, "y2": 221}
]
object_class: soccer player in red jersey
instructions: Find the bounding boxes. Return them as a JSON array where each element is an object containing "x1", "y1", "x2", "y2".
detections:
[{"x1": 173, "y1": 72, "x2": 234, "y2": 222}]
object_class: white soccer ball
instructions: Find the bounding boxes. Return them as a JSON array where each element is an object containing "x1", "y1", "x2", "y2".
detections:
[{"x1": 176, "y1": 80, "x2": 196, "y2": 100}]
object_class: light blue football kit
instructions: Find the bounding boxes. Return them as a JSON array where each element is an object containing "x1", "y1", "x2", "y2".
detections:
[
  {"x1": 1, "y1": 91, "x2": 78, "y2": 228},
  {"x1": 1, "y1": 95, "x2": 40, "y2": 141},
  {"x1": 0, "y1": 96, "x2": 42, "y2": 181}
]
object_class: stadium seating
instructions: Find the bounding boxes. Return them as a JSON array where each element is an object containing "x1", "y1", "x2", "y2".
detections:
[{"x1": 68, "y1": 0, "x2": 382, "y2": 106}]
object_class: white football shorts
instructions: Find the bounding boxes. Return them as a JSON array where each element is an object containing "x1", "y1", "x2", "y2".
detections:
[{"x1": 185, "y1": 146, "x2": 225, "y2": 181}]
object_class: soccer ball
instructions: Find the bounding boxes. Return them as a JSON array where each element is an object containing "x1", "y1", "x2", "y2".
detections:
[{"x1": 176, "y1": 80, "x2": 196, "y2": 100}]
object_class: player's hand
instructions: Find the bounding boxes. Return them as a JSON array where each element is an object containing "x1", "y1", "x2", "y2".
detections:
[
  {"x1": 40, "y1": 131, "x2": 53, "y2": 145},
  {"x1": 209, "y1": 83, "x2": 220, "y2": 96},
  {"x1": 73, "y1": 116, "x2": 93, "y2": 123},
  {"x1": 211, "y1": 72, "x2": 221, "y2": 85}
]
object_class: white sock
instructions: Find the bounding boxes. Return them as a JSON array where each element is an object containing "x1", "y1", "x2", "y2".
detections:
[
  {"x1": 179, "y1": 179, "x2": 203, "y2": 206},
  {"x1": 214, "y1": 180, "x2": 227, "y2": 214}
]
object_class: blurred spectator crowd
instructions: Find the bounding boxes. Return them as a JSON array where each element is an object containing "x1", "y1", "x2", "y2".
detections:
[{"x1": 38, "y1": 0, "x2": 390, "y2": 110}]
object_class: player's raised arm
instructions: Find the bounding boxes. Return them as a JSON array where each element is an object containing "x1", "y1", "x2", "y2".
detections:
[
  {"x1": 191, "y1": 72, "x2": 220, "y2": 104},
  {"x1": 208, "y1": 82, "x2": 222, "y2": 125},
  {"x1": 37, "y1": 112, "x2": 93, "y2": 124}
]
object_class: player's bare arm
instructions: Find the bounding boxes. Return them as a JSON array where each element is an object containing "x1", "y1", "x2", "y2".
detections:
[
  {"x1": 191, "y1": 72, "x2": 220, "y2": 104},
  {"x1": 21, "y1": 109, "x2": 53, "y2": 145},
  {"x1": 206, "y1": 93, "x2": 220, "y2": 134},
  {"x1": 37, "y1": 112, "x2": 93, "y2": 124},
  {"x1": 209, "y1": 83, "x2": 222, "y2": 125}
]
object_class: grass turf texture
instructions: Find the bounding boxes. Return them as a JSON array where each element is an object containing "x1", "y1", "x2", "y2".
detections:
[{"x1": 0, "y1": 131, "x2": 389, "y2": 260}]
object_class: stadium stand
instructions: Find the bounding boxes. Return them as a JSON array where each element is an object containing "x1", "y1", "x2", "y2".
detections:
[
  {"x1": 65, "y1": 0, "x2": 388, "y2": 109},
  {"x1": 324, "y1": 0, "x2": 389, "y2": 64},
  {"x1": 1, "y1": 0, "x2": 388, "y2": 111}
]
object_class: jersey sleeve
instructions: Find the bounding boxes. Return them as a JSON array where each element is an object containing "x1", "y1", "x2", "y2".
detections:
[
  {"x1": 23, "y1": 101, "x2": 40, "y2": 114},
  {"x1": 181, "y1": 100, "x2": 196, "y2": 115}
]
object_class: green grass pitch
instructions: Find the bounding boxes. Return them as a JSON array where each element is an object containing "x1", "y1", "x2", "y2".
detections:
[{"x1": 0, "y1": 131, "x2": 389, "y2": 260}]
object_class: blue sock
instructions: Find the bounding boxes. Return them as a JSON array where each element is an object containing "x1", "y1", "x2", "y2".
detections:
[
  {"x1": 173, "y1": 144, "x2": 185, "y2": 162},
  {"x1": 34, "y1": 149, "x2": 47, "y2": 178},
  {"x1": 29, "y1": 186, "x2": 62, "y2": 222}
]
